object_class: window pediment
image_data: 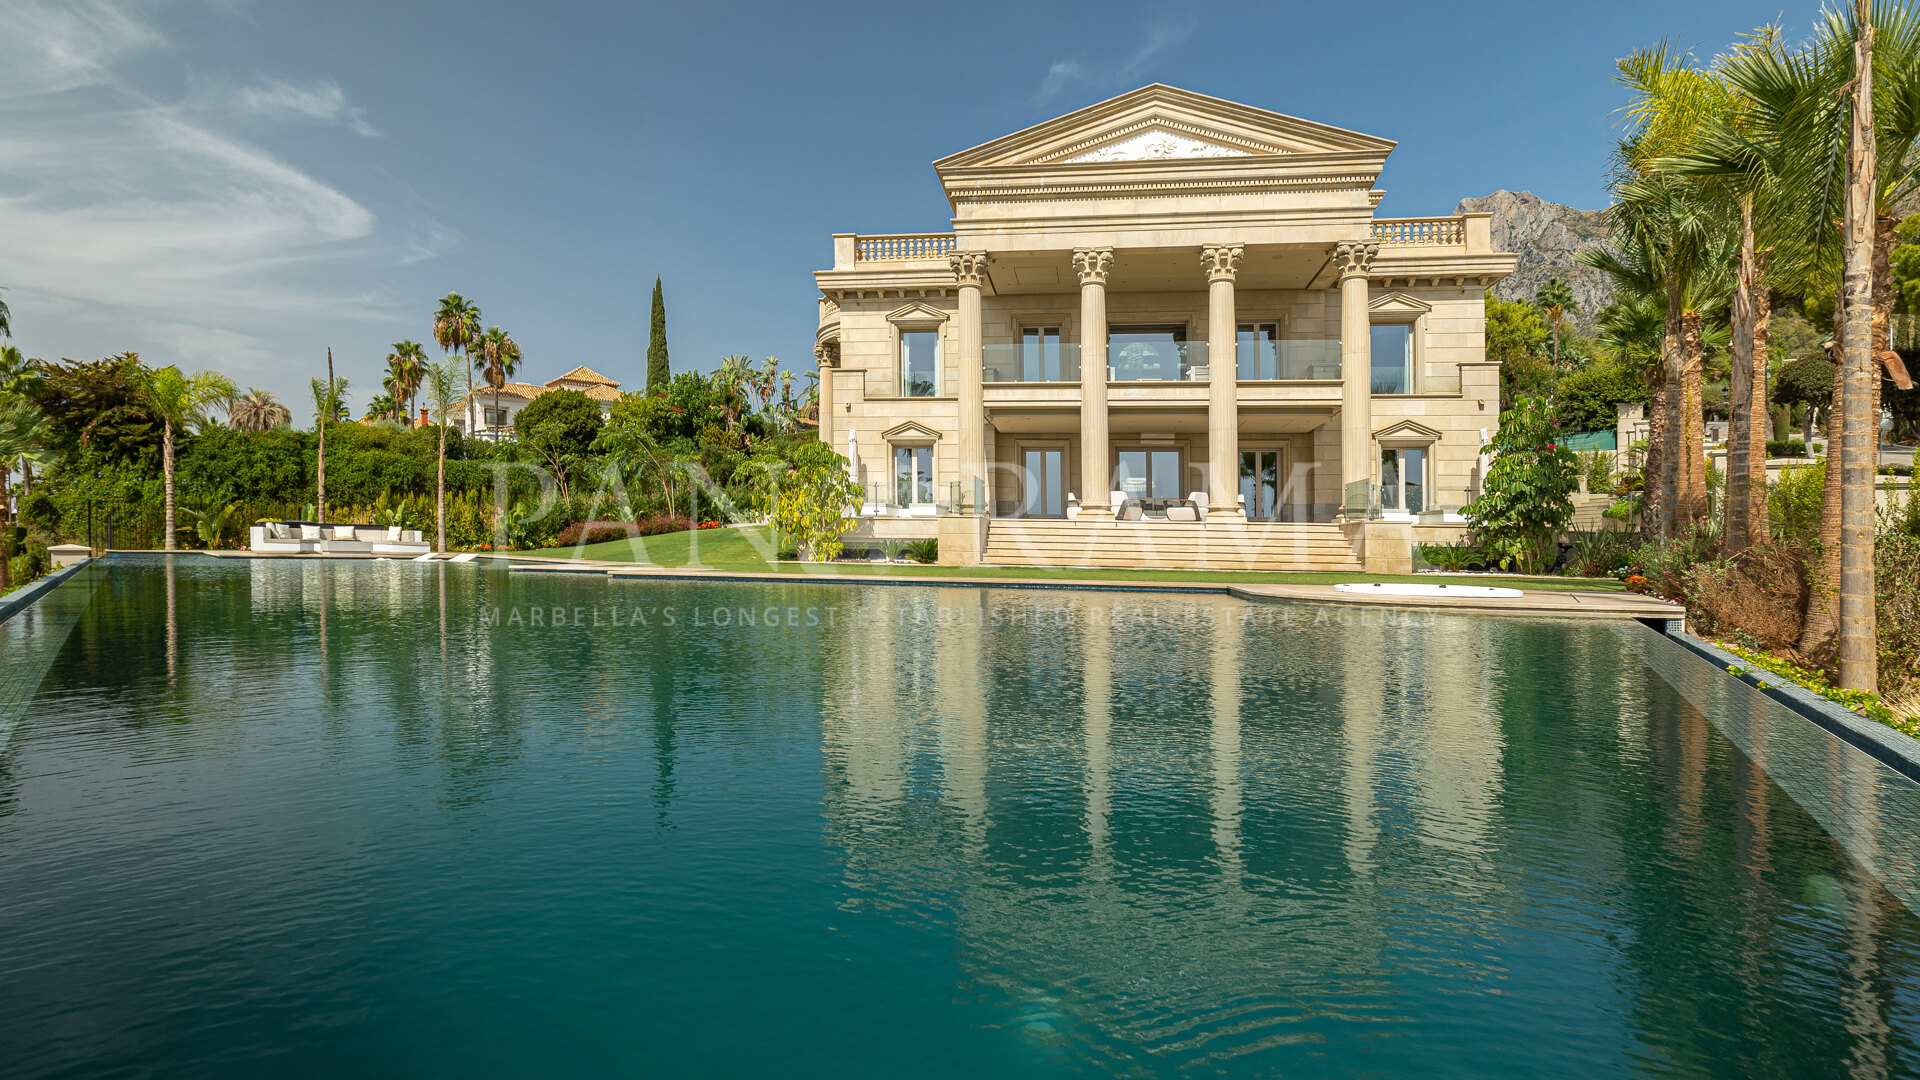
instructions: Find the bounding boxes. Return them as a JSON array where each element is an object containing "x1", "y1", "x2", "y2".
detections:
[
  {"x1": 1368, "y1": 292, "x2": 1433, "y2": 318},
  {"x1": 881, "y1": 420, "x2": 942, "y2": 444},
  {"x1": 1374, "y1": 419, "x2": 1442, "y2": 446},
  {"x1": 886, "y1": 301, "x2": 951, "y2": 329}
]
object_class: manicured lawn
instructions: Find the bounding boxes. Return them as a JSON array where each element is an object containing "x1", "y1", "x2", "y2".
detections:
[{"x1": 514, "y1": 526, "x2": 1626, "y2": 592}]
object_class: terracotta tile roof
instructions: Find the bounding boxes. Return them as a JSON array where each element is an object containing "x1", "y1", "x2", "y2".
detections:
[{"x1": 547, "y1": 365, "x2": 620, "y2": 388}]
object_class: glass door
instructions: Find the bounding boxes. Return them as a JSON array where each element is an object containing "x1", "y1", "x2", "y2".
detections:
[
  {"x1": 1021, "y1": 448, "x2": 1065, "y2": 517},
  {"x1": 1380, "y1": 446, "x2": 1425, "y2": 513},
  {"x1": 894, "y1": 446, "x2": 933, "y2": 506},
  {"x1": 1115, "y1": 450, "x2": 1182, "y2": 499},
  {"x1": 1022, "y1": 327, "x2": 1062, "y2": 382},
  {"x1": 1240, "y1": 449, "x2": 1282, "y2": 520}
]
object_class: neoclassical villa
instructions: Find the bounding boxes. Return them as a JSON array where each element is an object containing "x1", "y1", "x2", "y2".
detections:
[{"x1": 812, "y1": 85, "x2": 1516, "y2": 572}]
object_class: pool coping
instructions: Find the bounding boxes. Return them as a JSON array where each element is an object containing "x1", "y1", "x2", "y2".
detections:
[
  {"x1": 0, "y1": 559, "x2": 92, "y2": 629},
  {"x1": 1666, "y1": 630, "x2": 1920, "y2": 783}
]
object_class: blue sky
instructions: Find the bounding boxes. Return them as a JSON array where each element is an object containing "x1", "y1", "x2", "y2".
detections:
[{"x1": 0, "y1": 0, "x2": 1821, "y2": 414}]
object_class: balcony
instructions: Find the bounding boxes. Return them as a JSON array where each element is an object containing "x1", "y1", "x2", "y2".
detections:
[
  {"x1": 985, "y1": 342, "x2": 1081, "y2": 383},
  {"x1": 1236, "y1": 338, "x2": 1341, "y2": 381},
  {"x1": 854, "y1": 233, "x2": 956, "y2": 261},
  {"x1": 1368, "y1": 217, "x2": 1465, "y2": 246}
]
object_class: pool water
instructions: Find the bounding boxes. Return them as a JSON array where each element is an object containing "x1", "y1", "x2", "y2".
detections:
[{"x1": 4, "y1": 556, "x2": 1920, "y2": 1078}]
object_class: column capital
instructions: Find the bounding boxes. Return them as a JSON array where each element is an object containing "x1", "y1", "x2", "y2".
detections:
[
  {"x1": 813, "y1": 340, "x2": 840, "y2": 368},
  {"x1": 1072, "y1": 247, "x2": 1114, "y2": 286},
  {"x1": 1200, "y1": 244, "x2": 1244, "y2": 283},
  {"x1": 949, "y1": 251, "x2": 989, "y2": 288},
  {"x1": 1331, "y1": 241, "x2": 1379, "y2": 280}
]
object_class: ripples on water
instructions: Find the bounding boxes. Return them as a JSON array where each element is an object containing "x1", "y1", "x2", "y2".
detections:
[{"x1": 2, "y1": 556, "x2": 1920, "y2": 1078}]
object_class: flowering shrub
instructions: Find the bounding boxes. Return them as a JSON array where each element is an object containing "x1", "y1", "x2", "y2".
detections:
[
  {"x1": 552, "y1": 515, "x2": 694, "y2": 547},
  {"x1": 697, "y1": 519, "x2": 723, "y2": 530}
]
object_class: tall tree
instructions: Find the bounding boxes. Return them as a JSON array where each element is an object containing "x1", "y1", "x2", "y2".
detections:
[
  {"x1": 1840, "y1": 0, "x2": 1880, "y2": 691},
  {"x1": 0, "y1": 286, "x2": 11, "y2": 339},
  {"x1": 471, "y1": 326, "x2": 522, "y2": 436},
  {"x1": 387, "y1": 339, "x2": 428, "y2": 423},
  {"x1": 647, "y1": 277, "x2": 670, "y2": 392},
  {"x1": 424, "y1": 359, "x2": 460, "y2": 553},
  {"x1": 0, "y1": 346, "x2": 45, "y2": 494},
  {"x1": 229, "y1": 388, "x2": 290, "y2": 432},
  {"x1": 0, "y1": 396, "x2": 48, "y2": 589},
  {"x1": 140, "y1": 365, "x2": 237, "y2": 550},
  {"x1": 1535, "y1": 277, "x2": 1577, "y2": 367},
  {"x1": 311, "y1": 356, "x2": 348, "y2": 524},
  {"x1": 433, "y1": 292, "x2": 482, "y2": 405}
]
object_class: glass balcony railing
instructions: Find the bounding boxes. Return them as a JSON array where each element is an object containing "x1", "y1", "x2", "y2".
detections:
[
  {"x1": 983, "y1": 343, "x2": 1081, "y2": 383},
  {"x1": 1110, "y1": 340, "x2": 1207, "y2": 382},
  {"x1": 1236, "y1": 339, "x2": 1342, "y2": 381}
]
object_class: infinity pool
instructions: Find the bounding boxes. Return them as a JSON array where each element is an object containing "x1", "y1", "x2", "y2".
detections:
[{"x1": 4, "y1": 556, "x2": 1920, "y2": 1077}]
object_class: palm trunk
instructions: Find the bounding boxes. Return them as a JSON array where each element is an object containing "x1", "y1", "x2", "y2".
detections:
[
  {"x1": 1660, "y1": 277, "x2": 1687, "y2": 540},
  {"x1": 162, "y1": 418, "x2": 176, "y2": 551},
  {"x1": 1682, "y1": 310, "x2": 1708, "y2": 532},
  {"x1": 1837, "y1": 8, "x2": 1881, "y2": 692},
  {"x1": 0, "y1": 473, "x2": 12, "y2": 591},
  {"x1": 318, "y1": 348, "x2": 333, "y2": 524},
  {"x1": 1643, "y1": 366, "x2": 1668, "y2": 533},
  {"x1": 1800, "y1": 312, "x2": 1848, "y2": 664},
  {"x1": 1728, "y1": 193, "x2": 1767, "y2": 553}
]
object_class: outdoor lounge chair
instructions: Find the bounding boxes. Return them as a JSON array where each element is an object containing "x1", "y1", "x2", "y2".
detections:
[
  {"x1": 317, "y1": 525, "x2": 373, "y2": 554},
  {"x1": 249, "y1": 521, "x2": 313, "y2": 553},
  {"x1": 1189, "y1": 491, "x2": 1210, "y2": 521}
]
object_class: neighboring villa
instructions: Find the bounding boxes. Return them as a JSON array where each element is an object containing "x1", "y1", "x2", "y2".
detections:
[
  {"x1": 812, "y1": 85, "x2": 1517, "y2": 572},
  {"x1": 453, "y1": 366, "x2": 623, "y2": 441}
]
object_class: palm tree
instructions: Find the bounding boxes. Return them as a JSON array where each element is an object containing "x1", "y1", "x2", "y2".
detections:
[
  {"x1": 1535, "y1": 277, "x2": 1577, "y2": 367},
  {"x1": 309, "y1": 375, "x2": 350, "y2": 426},
  {"x1": 716, "y1": 354, "x2": 753, "y2": 431},
  {"x1": 433, "y1": 293, "x2": 482, "y2": 421},
  {"x1": 423, "y1": 359, "x2": 461, "y2": 552},
  {"x1": 229, "y1": 387, "x2": 291, "y2": 432},
  {"x1": 0, "y1": 346, "x2": 45, "y2": 494},
  {"x1": 470, "y1": 326, "x2": 521, "y2": 437},
  {"x1": 0, "y1": 395, "x2": 48, "y2": 590},
  {"x1": 141, "y1": 365, "x2": 237, "y2": 550},
  {"x1": 0, "y1": 286, "x2": 11, "y2": 339},
  {"x1": 387, "y1": 339, "x2": 427, "y2": 423},
  {"x1": 311, "y1": 362, "x2": 348, "y2": 523}
]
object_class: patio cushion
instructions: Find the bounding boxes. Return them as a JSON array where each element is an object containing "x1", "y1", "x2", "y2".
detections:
[
  {"x1": 1166, "y1": 505, "x2": 1197, "y2": 522},
  {"x1": 300, "y1": 524, "x2": 323, "y2": 541},
  {"x1": 267, "y1": 522, "x2": 291, "y2": 540}
]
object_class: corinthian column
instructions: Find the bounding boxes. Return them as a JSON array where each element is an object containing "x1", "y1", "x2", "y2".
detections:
[
  {"x1": 1334, "y1": 241, "x2": 1379, "y2": 517},
  {"x1": 951, "y1": 251, "x2": 989, "y2": 512},
  {"x1": 1203, "y1": 245, "x2": 1244, "y2": 519},
  {"x1": 1074, "y1": 248, "x2": 1114, "y2": 517},
  {"x1": 813, "y1": 340, "x2": 838, "y2": 451}
]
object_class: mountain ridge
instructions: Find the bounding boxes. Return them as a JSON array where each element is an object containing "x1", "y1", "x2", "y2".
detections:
[{"x1": 1454, "y1": 190, "x2": 1614, "y2": 323}]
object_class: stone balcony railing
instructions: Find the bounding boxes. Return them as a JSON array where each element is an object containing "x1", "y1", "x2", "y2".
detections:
[
  {"x1": 1369, "y1": 217, "x2": 1465, "y2": 245},
  {"x1": 854, "y1": 233, "x2": 957, "y2": 261}
]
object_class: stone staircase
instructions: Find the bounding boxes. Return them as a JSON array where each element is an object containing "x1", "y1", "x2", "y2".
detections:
[{"x1": 980, "y1": 519, "x2": 1363, "y2": 572}]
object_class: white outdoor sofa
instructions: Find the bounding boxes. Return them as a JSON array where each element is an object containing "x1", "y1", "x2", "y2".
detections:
[{"x1": 249, "y1": 522, "x2": 431, "y2": 556}]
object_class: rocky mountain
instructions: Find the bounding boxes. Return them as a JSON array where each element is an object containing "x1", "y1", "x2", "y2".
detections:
[{"x1": 1454, "y1": 190, "x2": 1614, "y2": 324}]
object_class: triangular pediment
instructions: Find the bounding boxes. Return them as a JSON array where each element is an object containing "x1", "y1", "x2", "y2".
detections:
[
  {"x1": 1368, "y1": 292, "x2": 1433, "y2": 316},
  {"x1": 886, "y1": 301, "x2": 950, "y2": 325},
  {"x1": 880, "y1": 420, "x2": 942, "y2": 443},
  {"x1": 936, "y1": 85, "x2": 1394, "y2": 170},
  {"x1": 1374, "y1": 419, "x2": 1443, "y2": 443}
]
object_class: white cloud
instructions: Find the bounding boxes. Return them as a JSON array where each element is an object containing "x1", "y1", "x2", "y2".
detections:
[
  {"x1": 231, "y1": 78, "x2": 380, "y2": 137},
  {"x1": 0, "y1": 0, "x2": 443, "y2": 393},
  {"x1": 1034, "y1": 20, "x2": 1192, "y2": 103}
]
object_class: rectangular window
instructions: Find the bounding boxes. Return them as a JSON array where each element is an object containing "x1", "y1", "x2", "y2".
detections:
[
  {"x1": 1022, "y1": 327, "x2": 1062, "y2": 382},
  {"x1": 894, "y1": 446, "x2": 933, "y2": 506},
  {"x1": 1371, "y1": 323, "x2": 1413, "y2": 394},
  {"x1": 900, "y1": 331, "x2": 939, "y2": 397},
  {"x1": 1380, "y1": 446, "x2": 1425, "y2": 512},
  {"x1": 1021, "y1": 448, "x2": 1065, "y2": 517},
  {"x1": 484, "y1": 407, "x2": 509, "y2": 427},
  {"x1": 1240, "y1": 449, "x2": 1281, "y2": 520},
  {"x1": 1237, "y1": 323, "x2": 1279, "y2": 380},
  {"x1": 1115, "y1": 449, "x2": 1182, "y2": 499}
]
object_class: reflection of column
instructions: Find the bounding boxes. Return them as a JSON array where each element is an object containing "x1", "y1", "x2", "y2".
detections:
[
  {"x1": 1083, "y1": 606, "x2": 1112, "y2": 882},
  {"x1": 1075, "y1": 248, "x2": 1114, "y2": 516},
  {"x1": 1203, "y1": 245, "x2": 1245, "y2": 517},
  {"x1": 1341, "y1": 609, "x2": 1380, "y2": 879},
  {"x1": 814, "y1": 340, "x2": 838, "y2": 452},
  {"x1": 951, "y1": 253, "x2": 989, "y2": 510},
  {"x1": 1209, "y1": 602, "x2": 1244, "y2": 887},
  {"x1": 941, "y1": 589, "x2": 990, "y2": 854},
  {"x1": 1842, "y1": 867, "x2": 1892, "y2": 1076},
  {"x1": 1334, "y1": 242, "x2": 1378, "y2": 514}
]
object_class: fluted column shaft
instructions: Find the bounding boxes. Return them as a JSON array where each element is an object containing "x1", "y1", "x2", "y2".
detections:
[
  {"x1": 951, "y1": 252, "x2": 989, "y2": 512},
  {"x1": 813, "y1": 341, "x2": 837, "y2": 452},
  {"x1": 1335, "y1": 242, "x2": 1379, "y2": 516},
  {"x1": 1075, "y1": 248, "x2": 1114, "y2": 516},
  {"x1": 1203, "y1": 245, "x2": 1244, "y2": 517}
]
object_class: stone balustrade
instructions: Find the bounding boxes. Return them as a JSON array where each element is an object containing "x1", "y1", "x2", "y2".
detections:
[
  {"x1": 1369, "y1": 217, "x2": 1465, "y2": 246},
  {"x1": 855, "y1": 233, "x2": 957, "y2": 261}
]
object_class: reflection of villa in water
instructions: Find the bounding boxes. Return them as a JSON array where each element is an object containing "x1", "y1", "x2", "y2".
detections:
[{"x1": 816, "y1": 587, "x2": 1522, "y2": 1059}]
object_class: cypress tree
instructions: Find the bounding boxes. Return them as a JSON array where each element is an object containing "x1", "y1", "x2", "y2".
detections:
[{"x1": 646, "y1": 276, "x2": 670, "y2": 392}]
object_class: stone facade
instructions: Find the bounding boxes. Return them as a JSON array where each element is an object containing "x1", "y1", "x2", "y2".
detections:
[{"x1": 813, "y1": 85, "x2": 1516, "y2": 565}]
